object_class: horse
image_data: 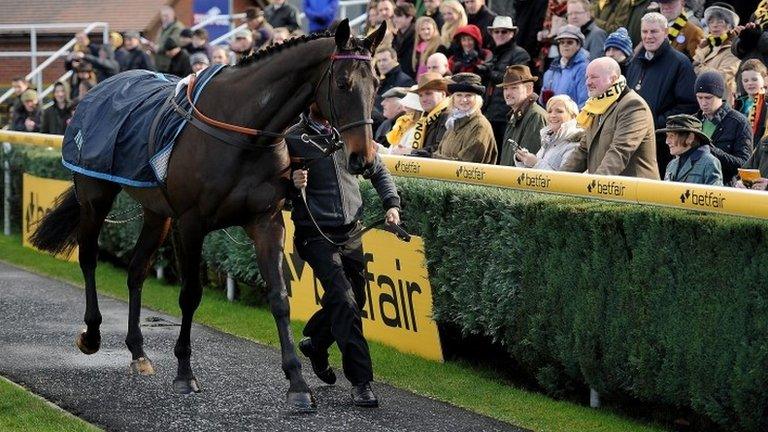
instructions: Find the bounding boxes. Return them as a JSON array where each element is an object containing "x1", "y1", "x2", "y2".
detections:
[{"x1": 29, "y1": 20, "x2": 387, "y2": 412}]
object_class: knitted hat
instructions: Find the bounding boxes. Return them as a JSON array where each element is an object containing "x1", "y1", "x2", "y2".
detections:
[
  {"x1": 704, "y1": 2, "x2": 739, "y2": 28},
  {"x1": 604, "y1": 27, "x2": 633, "y2": 58},
  {"x1": 20, "y1": 89, "x2": 37, "y2": 103},
  {"x1": 695, "y1": 71, "x2": 725, "y2": 98},
  {"x1": 163, "y1": 37, "x2": 178, "y2": 51},
  {"x1": 124, "y1": 30, "x2": 141, "y2": 40}
]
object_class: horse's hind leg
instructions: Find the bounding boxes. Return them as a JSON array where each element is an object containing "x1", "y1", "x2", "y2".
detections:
[
  {"x1": 74, "y1": 175, "x2": 120, "y2": 355},
  {"x1": 247, "y1": 212, "x2": 315, "y2": 413},
  {"x1": 126, "y1": 209, "x2": 171, "y2": 375}
]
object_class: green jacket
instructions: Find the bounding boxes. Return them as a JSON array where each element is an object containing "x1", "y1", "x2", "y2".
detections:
[
  {"x1": 154, "y1": 20, "x2": 185, "y2": 73},
  {"x1": 500, "y1": 97, "x2": 547, "y2": 166},
  {"x1": 664, "y1": 145, "x2": 724, "y2": 186}
]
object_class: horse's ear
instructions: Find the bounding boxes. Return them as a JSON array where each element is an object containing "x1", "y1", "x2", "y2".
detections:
[
  {"x1": 363, "y1": 21, "x2": 387, "y2": 53},
  {"x1": 334, "y1": 18, "x2": 351, "y2": 50}
]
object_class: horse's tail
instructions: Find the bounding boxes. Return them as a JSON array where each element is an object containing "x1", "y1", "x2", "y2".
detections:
[{"x1": 29, "y1": 186, "x2": 80, "y2": 257}]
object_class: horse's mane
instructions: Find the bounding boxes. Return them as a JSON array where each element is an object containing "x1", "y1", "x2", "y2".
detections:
[{"x1": 236, "y1": 31, "x2": 333, "y2": 67}]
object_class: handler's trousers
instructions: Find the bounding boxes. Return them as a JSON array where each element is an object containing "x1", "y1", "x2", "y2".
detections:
[{"x1": 294, "y1": 228, "x2": 373, "y2": 386}]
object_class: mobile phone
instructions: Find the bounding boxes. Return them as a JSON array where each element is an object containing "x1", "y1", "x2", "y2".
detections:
[{"x1": 507, "y1": 139, "x2": 519, "y2": 153}]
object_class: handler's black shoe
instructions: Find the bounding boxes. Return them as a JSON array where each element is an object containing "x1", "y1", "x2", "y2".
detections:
[
  {"x1": 298, "y1": 337, "x2": 337, "y2": 385},
  {"x1": 351, "y1": 382, "x2": 379, "y2": 408}
]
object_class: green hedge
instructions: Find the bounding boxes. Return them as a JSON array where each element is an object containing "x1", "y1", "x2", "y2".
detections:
[{"x1": 8, "y1": 146, "x2": 768, "y2": 431}]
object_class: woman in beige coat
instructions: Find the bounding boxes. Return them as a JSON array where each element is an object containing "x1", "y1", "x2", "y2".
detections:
[
  {"x1": 692, "y1": 4, "x2": 741, "y2": 100},
  {"x1": 433, "y1": 73, "x2": 497, "y2": 164}
]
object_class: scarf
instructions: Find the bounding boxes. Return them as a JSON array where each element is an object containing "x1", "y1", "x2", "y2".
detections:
[
  {"x1": 411, "y1": 97, "x2": 450, "y2": 149},
  {"x1": 386, "y1": 112, "x2": 417, "y2": 146},
  {"x1": 707, "y1": 34, "x2": 728, "y2": 48},
  {"x1": 598, "y1": 0, "x2": 608, "y2": 10},
  {"x1": 756, "y1": 0, "x2": 768, "y2": 30},
  {"x1": 445, "y1": 107, "x2": 474, "y2": 131},
  {"x1": 668, "y1": 13, "x2": 689, "y2": 41},
  {"x1": 576, "y1": 76, "x2": 627, "y2": 128},
  {"x1": 746, "y1": 92, "x2": 766, "y2": 137}
]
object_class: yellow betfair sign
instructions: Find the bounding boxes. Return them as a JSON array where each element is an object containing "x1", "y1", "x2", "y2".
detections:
[
  {"x1": 382, "y1": 155, "x2": 768, "y2": 219},
  {"x1": 22, "y1": 173, "x2": 78, "y2": 261},
  {"x1": 282, "y1": 213, "x2": 444, "y2": 362}
]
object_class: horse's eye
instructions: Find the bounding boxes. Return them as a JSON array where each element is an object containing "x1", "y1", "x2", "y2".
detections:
[{"x1": 336, "y1": 78, "x2": 349, "y2": 91}]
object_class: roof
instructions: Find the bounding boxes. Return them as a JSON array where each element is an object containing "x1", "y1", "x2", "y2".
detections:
[{"x1": 0, "y1": 0, "x2": 170, "y2": 34}]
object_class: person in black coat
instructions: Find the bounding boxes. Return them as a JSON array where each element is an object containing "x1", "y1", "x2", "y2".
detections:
[
  {"x1": 163, "y1": 38, "x2": 192, "y2": 78},
  {"x1": 11, "y1": 90, "x2": 41, "y2": 132},
  {"x1": 392, "y1": 4, "x2": 417, "y2": 78},
  {"x1": 373, "y1": 46, "x2": 416, "y2": 126},
  {"x1": 424, "y1": 0, "x2": 444, "y2": 30},
  {"x1": 464, "y1": 0, "x2": 497, "y2": 49},
  {"x1": 40, "y1": 82, "x2": 72, "y2": 135},
  {"x1": 479, "y1": 16, "x2": 531, "y2": 149},
  {"x1": 627, "y1": 13, "x2": 698, "y2": 174},
  {"x1": 694, "y1": 71, "x2": 753, "y2": 184},
  {"x1": 264, "y1": 0, "x2": 300, "y2": 32},
  {"x1": 514, "y1": 0, "x2": 548, "y2": 68},
  {"x1": 119, "y1": 31, "x2": 156, "y2": 71}
]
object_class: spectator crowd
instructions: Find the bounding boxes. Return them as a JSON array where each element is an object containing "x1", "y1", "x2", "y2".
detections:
[{"x1": 6, "y1": 0, "x2": 768, "y2": 190}]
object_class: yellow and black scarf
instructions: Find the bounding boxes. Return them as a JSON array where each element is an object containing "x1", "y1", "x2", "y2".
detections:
[
  {"x1": 576, "y1": 76, "x2": 627, "y2": 129},
  {"x1": 668, "y1": 13, "x2": 688, "y2": 41},
  {"x1": 411, "y1": 98, "x2": 450, "y2": 150},
  {"x1": 756, "y1": 0, "x2": 768, "y2": 30},
  {"x1": 707, "y1": 34, "x2": 728, "y2": 47}
]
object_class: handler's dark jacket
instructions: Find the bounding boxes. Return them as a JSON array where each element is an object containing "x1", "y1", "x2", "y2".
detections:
[{"x1": 286, "y1": 114, "x2": 401, "y2": 231}]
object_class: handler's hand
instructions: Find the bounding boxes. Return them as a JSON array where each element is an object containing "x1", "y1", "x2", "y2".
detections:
[
  {"x1": 292, "y1": 169, "x2": 308, "y2": 189},
  {"x1": 385, "y1": 207, "x2": 400, "y2": 226}
]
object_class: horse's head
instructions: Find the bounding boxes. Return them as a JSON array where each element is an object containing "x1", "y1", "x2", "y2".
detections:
[{"x1": 316, "y1": 19, "x2": 386, "y2": 175}]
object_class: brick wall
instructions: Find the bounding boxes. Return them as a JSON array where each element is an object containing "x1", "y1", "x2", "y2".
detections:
[{"x1": 0, "y1": 38, "x2": 67, "y2": 87}]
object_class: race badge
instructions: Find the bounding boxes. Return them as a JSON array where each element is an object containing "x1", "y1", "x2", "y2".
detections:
[{"x1": 676, "y1": 34, "x2": 686, "y2": 44}]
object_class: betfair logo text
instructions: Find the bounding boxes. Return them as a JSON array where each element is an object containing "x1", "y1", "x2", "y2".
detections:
[
  {"x1": 394, "y1": 160, "x2": 421, "y2": 174},
  {"x1": 455, "y1": 165, "x2": 486, "y2": 180},
  {"x1": 679, "y1": 189, "x2": 726, "y2": 208},
  {"x1": 516, "y1": 173, "x2": 551, "y2": 189},
  {"x1": 586, "y1": 179, "x2": 626, "y2": 197}
]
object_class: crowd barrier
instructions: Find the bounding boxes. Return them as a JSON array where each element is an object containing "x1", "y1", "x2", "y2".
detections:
[{"x1": 3, "y1": 129, "x2": 767, "y2": 221}]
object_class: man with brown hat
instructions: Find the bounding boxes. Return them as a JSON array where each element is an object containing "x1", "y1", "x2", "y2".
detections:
[
  {"x1": 499, "y1": 65, "x2": 547, "y2": 166},
  {"x1": 410, "y1": 72, "x2": 450, "y2": 155}
]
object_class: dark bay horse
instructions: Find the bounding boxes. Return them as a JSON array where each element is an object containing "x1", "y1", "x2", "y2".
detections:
[{"x1": 30, "y1": 20, "x2": 387, "y2": 412}]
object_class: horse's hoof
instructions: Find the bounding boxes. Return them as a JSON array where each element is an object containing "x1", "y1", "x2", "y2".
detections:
[
  {"x1": 130, "y1": 357, "x2": 156, "y2": 376},
  {"x1": 75, "y1": 330, "x2": 100, "y2": 355},
  {"x1": 173, "y1": 377, "x2": 201, "y2": 394},
  {"x1": 287, "y1": 391, "x2": 317, "y2": 414}
]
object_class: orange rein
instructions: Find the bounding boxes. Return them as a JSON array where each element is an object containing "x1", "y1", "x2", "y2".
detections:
[{"x1": 185, "y1": 73, "x2": 265, "y2": 136}]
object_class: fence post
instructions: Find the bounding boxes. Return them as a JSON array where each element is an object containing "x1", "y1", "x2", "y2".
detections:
[
  {"x1": 590, "y1": 388, "x2": 601, "y2": 408},
  {"x1": 3, "y1": 142, "x2": 11, "y2": 236},
  {"x1": 226, "y1": 274, "x2": 236, "y2": 301}
]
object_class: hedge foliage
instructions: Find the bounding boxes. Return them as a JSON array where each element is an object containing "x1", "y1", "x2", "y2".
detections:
[{"x1": 8, "y1": 145, "x2": 768, "y2": 431}]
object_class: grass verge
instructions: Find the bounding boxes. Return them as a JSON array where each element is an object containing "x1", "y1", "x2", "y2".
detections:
[
  {"x1": 0, "y1": 234, "x2": 667, "y2": 432},
  {"x1": 0, "y1": 376, "x2": 100, "y2": 431}
]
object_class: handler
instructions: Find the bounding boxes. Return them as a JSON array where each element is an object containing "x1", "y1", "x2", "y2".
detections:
[{"x1": 287, "y1": 103, "x2": 401, "y2": 407}]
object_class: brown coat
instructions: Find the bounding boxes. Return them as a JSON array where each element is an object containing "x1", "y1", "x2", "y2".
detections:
[
  {"x1": 434, "y1": 111, "x2": 498, "y2": 164},
  {"x1": 670, "y1": 21, "x2": 705, "y2": 60},
  {"x1": 693, "y1": 41, "x2": 741, "y2": 99},
  {"x1": 561, "y1": 88, "x2": 660, "y2": 179},
  {"x1": 592, "y1": 0, "x2": 631, "y2": 34}
]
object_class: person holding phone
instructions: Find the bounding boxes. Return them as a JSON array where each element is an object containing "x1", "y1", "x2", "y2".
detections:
[
  {"x1": 514, "y1": 95, "x2": 583, "y2": 170},
  {"x1": 498, "y1": 65, "x2": 547, "y2": 166}
]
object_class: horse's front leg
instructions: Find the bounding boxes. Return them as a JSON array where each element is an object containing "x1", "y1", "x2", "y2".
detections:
[
  {"x1": 172, "y1": 213, "x2": 205, "y2": 394},
  {"x1": 247, "y1": 212, "x2": 315, "y2": 413}
]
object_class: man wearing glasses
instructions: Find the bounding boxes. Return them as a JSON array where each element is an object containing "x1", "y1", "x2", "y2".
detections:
[
  {"x1": 480, "y1": 16, "x2": 531, "y2": 150},
  {"x1": 567, "y1": 0, "x2": 607, "y2": 61}
]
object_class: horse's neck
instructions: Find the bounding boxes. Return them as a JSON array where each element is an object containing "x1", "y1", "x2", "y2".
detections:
[{"x1": 202, "y1": 39, "x2": 334, "y2": 139}]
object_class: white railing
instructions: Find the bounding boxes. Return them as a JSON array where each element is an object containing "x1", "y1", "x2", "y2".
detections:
[{"x1": 0, "y1": 22, "x2": 109, "y2": 106}]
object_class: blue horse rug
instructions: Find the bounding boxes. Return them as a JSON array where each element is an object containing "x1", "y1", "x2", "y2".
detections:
[{"x1": 61, "y1": 65, "x2": 225, "y2": 187}]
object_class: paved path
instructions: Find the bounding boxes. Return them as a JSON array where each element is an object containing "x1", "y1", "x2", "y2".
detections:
[{"x1": 0, "y1": 262, "x2": 525, "y2": 432}]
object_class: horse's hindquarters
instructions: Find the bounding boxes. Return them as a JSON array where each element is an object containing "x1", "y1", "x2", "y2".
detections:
[{"x1": 123, "y1": 187, "x2": 176, "y2": 218}]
